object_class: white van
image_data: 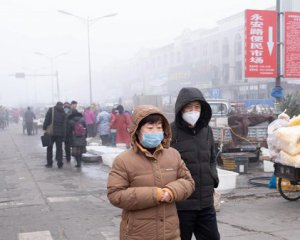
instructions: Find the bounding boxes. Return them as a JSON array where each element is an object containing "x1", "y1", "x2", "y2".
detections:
[{"x1": 207, "y1": 99, "x2": 231, "y2": 127}]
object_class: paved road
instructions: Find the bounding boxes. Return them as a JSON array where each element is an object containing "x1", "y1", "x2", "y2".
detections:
[
  {"x1": 0, "y1": 125, "x2": 120, "y2": 240},
  {"x1": 1, "y1": 124, "x2": 300, "y2": 240}
]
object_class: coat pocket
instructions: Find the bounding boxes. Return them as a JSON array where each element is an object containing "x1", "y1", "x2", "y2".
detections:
[{"x1": 122, "y1": 212, "x2": 134, "y2": 236}]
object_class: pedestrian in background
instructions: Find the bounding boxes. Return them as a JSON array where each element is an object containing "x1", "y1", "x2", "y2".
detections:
[
  {"x1": 23, "y1": 106, "x2": 36, "y2": 135},
  {"x1": 114, "y1": 105, "x2": 131, "y2": 148},
  {"x1": 96, "y1": 107, "x2": 111, "y2": 146},
  {"x1": 84, "y1": 106, "x2": 95, "y2": 138},
  {"x1": 64, "y1": 100, "x2": 78, "y2": 162},
  {"x1": 68, "y1": 111, "x2": 87, "y2": 168},
  {"x1": 171, "y1": 87, "x2": 220, "y2": 240},
  {"x1": 63, "y1": 102, "x2": 72, "y2": 162},
  {"x1": 70, "y1": 100, "x2": 78, "y2": 114},
  {"x1": 109, "y1": 108, "x2": 118, "y2": 147},
  {"x1": 43, "y1": 102, "x2": 66, "y2": 168},
  {"x1": 107, "y1": 105, "x2": 195, "y2": 240}
]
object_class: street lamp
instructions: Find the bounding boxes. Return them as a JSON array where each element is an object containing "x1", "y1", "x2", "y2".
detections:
[
  {"x1": 58, "y1": 10, "x2": 117, "y2": 105},
  {"x1": 34, "y1": 52, "x2": 68, "y2": 103}
]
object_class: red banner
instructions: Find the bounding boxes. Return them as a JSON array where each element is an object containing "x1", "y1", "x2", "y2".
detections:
[
  {"x1": 284, "y1": 12, "x2": 300, "y2": 78},
  {"x1": 245, "y1": 10, "x2": 277, "y2": 78}
]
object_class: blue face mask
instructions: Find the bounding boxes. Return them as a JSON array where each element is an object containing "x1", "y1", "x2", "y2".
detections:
[
  {"x1": 141, "y1": 132, "x2": 164, "y2": 148},
  {"x1": 64, "y1": 108, "x2": 71, "y2": 114}
]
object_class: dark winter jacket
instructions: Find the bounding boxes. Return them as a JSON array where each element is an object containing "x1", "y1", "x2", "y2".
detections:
[
  {"x1": 63, "y1": 107, "x2": 73, "y2": 140},
  {"x1": 170, "y1": 87, "x2": 219, "y2": 210},
  {"x1": 68, "y1": 112, "x2": 87, "y2": 147},
  {"x1": 43, "y1": 105, "x2": 66, "y2": 137}
]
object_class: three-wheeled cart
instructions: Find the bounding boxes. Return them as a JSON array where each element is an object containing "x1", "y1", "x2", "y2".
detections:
[{"x1": 274, "y1": 163, "x2": 300, "y2": 201}]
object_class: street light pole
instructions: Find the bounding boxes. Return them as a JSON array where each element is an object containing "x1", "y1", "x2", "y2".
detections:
[
  {"x1": 86, "y1": 17, "x2": 93, "y2": 104},
  {"x1": 55, "y1": 71, "x2": 60, "y2": 101},
  {"x1": 58, "y1": 10, "x2": 117, "y2": 105},
  {"x1": 50, "y1": 57, "x2": 54, "y2": 103}
]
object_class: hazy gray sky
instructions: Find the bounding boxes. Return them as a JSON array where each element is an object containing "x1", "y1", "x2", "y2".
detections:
[{"x1": 0, "y1": 0, "x2": 275, "y2": 107}]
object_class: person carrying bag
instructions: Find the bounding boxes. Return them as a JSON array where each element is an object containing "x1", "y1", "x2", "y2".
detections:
[
  {"x1": 41, "y1": 107, "x2": 54, "y2": 147},
  {"x1": 42, "y1": 102, "x2": 66, "y2": 168}
]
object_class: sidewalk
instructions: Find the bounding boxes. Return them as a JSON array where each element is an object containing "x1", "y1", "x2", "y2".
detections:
[{"x1": 0, "y1": 125, "x2": 120, "y2": 240}]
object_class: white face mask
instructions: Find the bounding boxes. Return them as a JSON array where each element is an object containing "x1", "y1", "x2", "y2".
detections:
[{"x1": 182, "y1": 111, "x2": 200, "y2": 126}]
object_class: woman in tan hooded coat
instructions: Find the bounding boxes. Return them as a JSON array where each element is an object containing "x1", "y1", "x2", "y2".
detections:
[{"x1": 107, "y1": 105, "x2": 195, "y2": 240}]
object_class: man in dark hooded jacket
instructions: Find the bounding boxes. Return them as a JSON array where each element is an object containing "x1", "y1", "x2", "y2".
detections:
[
  {"x1": 170, "y1": 87, "x2": 220, "y2": 240},
  {"x1": 43, "y1": 102, "x2": 66, "y2": 168}
]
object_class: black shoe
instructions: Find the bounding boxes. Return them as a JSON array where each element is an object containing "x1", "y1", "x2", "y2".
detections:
[
  {"x1": 66, "y1": 159, "x2": 71, "y2": 162},
  {"x1": 57, "y1": 164, "x2": 63, "y2": 169},
  {"x1": 75, "y1": 164, "x2": 81, "y2": 168},
  {"x1": 45, "y1": 164, "x2": 52, "y2": 168}
]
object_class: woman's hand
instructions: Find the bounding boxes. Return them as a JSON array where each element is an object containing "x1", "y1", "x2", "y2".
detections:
[{"x1": 160, "y1": 190, "x2": 171, "y2": 202}]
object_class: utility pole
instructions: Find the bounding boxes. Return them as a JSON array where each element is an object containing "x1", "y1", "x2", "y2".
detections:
[
  {"x1": 55, "y1": 71, "x2": 60, "y2": 101},
  {"x1": 272, "y1": 0, "x2": 284, "y2": 114},
  {"x1": 276, "y1": 0, "x2": 282, "y2": 88}
]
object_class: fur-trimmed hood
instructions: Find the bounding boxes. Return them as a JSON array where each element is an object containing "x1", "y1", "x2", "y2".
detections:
[{"x1": 130, "y1": 105, "x2": 172, "y2": 152}]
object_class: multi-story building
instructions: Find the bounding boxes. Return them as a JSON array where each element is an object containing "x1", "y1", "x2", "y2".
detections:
[{"x1": 101, "y1": 1, "x2": 300, "y2": 107}]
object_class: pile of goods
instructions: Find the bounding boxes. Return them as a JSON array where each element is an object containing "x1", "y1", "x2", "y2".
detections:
[{"x1": 267, "y1": 110, "x2": 300, "y2": 168}]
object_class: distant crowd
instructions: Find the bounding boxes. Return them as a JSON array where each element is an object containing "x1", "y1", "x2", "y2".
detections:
[{"x1": 41, "y1": 100, "x2": 132, "y2": 169}]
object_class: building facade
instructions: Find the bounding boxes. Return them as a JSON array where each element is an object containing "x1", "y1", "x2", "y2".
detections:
[{"x1": 101, "y1": 1, "x2": 300, "y2": 107}]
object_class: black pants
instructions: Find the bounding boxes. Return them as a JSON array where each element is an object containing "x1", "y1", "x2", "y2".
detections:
[
  {"x1": 178, "y1": 207, "x2": 220, "y2": 240},
  {"x1": 86, "y1": 124, "x2": 94, "y2": 138},
  {"x1": 64, "y1": 139, "x2": 71, "y2": 161},
  {"x1": 47, "y1": 136, "x2": 64, "y2": 167},
  {"x1": 100, "y1": 134, "x2": 110, "y2": 146}
]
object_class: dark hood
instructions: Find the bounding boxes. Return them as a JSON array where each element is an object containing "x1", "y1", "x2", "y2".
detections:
[
  {"x1": 174, "y1": 87, "x2": 212, "y2": 129},
  {"x1": 54, "y1": 104, "x2": 65, "y2": 113},
  {"x1": 68, "y1": 111, "x2": 83, "y2": 120}
]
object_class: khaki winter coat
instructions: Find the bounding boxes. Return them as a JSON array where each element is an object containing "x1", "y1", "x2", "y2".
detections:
[{"x1": 107, "y1": 105, "x2": 195, "y2": 240}]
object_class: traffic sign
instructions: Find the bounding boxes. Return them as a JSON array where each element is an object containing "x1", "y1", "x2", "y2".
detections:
[
  {"x1": 15, "y1": 72, "x2": 25, "y2": 78},
  {"x1": 245, "y1": 10, "x2": 277, "y2": 78},
  {"x1": 211, "y1": 88, "x2": 221, "y2": 99},
  {"x1": 284, "y1": 12, "x2": 300, "y2": 78}
]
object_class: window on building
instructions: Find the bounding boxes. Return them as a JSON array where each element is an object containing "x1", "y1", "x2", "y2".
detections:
[
  {"x1": 157, "y1": 56, "x2": 161, "y2": 66},
  {"x1": 192, "y1": 46, "x2": 197, "y2": 58},
  {"x1": 235, "y1": 61, "x2": 242, "y2": 81},
  {"x1": 163, "y1": 54, "x2": 167, "y2": 65},
  {"x1": 211, "y1": 65, "x2": 219, "y2": 85},
  {"x1": 152, "y1": 58, "x2": 156, "y2": 68},
  {"x1": 222, "y1": 38, "x2": 229, "y2": 58},
  {"x1": 203, "y1": 44, "x2": 208, "y2": 56},
  {"x1": 222, "y1": 63, "x2": 229, "y2": 83},
  {"x1": 169, "y1": 52, "x2": 174, "y2": 65},
  {"x1": 234, "y1": 34, "x2": 242, "y2": 56},
  {"x1": 212, "y1": 41, "x2": 219, "y2": 54},
  {"x1": 177, "y1": 52, "x2": 181, "y2": 64}
]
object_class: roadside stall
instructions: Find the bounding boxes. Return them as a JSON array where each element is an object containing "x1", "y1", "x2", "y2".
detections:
[{"x1": 267, "y1": 111, "x2": 300, "y2": 201}]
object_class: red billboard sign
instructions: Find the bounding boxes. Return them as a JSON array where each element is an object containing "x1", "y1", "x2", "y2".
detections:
[
  {"x1": 245, "y1": 10, "x2": 277, "y2": 78},
  {"x1": 284, "y1": 12, "x2": 300, "y2": 78}
]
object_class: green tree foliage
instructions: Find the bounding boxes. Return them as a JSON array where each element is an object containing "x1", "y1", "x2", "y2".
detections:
[{"x1": 280, "y1": 91, "x2": 300, "y2": 117}]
